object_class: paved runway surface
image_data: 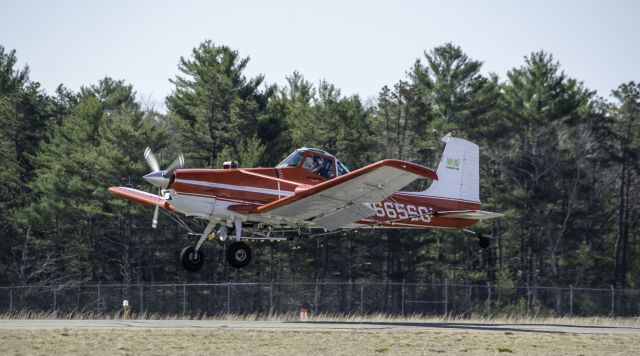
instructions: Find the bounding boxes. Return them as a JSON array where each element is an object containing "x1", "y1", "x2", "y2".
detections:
[{"x1": 1, "y1": 319, "x2": 639, "y2": 335}]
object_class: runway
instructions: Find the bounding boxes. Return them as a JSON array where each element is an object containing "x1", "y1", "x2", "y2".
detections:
[{"x1": 1, "y1": 319, "x2": 639, "y2": 335}]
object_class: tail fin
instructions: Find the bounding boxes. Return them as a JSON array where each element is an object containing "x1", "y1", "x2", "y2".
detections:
[{"x1": 422, "y1": 134, "x2": 480, "y2": 202}]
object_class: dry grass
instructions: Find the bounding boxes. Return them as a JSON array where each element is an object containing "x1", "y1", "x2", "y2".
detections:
[
  {"x1": 2, "y1": 310, "x2": 640, "y2": 327},
  {"x1": 1, "y1": 328, "x2": 640, "y2": 355},
  {"x1": 2, "y1": 312, "x2": 640, "y2": 355}
]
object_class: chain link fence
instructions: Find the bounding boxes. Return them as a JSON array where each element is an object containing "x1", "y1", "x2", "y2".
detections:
[{"x1": 1, "y1": 281, "x2": 639, "y2": 317}]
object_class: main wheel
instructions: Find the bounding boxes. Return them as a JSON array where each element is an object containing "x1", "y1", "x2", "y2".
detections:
[
  {"x1": 180, "y1": 246, "x2": 204, "y2": 272},
  {"x1": 478, "y1": 234, "x2": 490, "y2": 249},
  {"x1": 226, "y1": 241, "x2": 252, "y2": 268}
]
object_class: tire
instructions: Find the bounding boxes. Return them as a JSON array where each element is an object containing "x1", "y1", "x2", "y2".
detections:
[
  {"x1": 226, "y1": 241, "x2": 252, "y2": 268},
  {"x1": 180, "y1": 246, "x2": 204, "y2": 272},
  {"x1": 478, "y1": 236, "x2": 490, "y2": 249}
]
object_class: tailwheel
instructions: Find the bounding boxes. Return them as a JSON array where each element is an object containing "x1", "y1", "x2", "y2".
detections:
[
  {"x1": 226, "y1": 241, "x2": 252, "y2": 268},
  {"x1": 478, "y1": 233, "x2": 490, "y2": 249},
  {"x1": 180, "y1": 246, "x2": 205, "y2": 272}
]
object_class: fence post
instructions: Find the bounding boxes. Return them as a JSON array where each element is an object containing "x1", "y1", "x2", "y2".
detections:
[
  {"x1": 269, "y1": 280, "x2": 273, "y2": 316},
  {"x1": 569, "y1": 285, "x2": 573, "y2": 317},
  {"x1": 526, "y1": 284, "x2": 531, "y2": 314},
  {"x1": 97, "y1": 284, "x2": 101, "y2": 312},
  {"x1": 139, "y1": 283, "x2": 144, "y2": 314},
  {"x1": 53, "y1": 286, "x2": 57, "y2": 310},
  {"x1": 314, "y1": 281, "x2": 319, "y2": 315},
  {"x1": 182, "y1": 284, "x2": 186, "y2": 315},
  {"x1": 611, "y1": 285, "x2": 615, "y2": 317},
  {"x1": 9, "y1": 285, "x2": 13, "y2": 311},
  {"x1": 227, "y1": 282, "x2": 231, "y2": 314},
  {"x1": 360, "y1": 284, "x2": 364, "y2": 314},
  {"x1": 486, "y1": 282, "x2": 491, "y2": 313},
  {"x1": 401, "y1": 280, "x2": 405, "y2": 316},
  {"x1": 444, "y1": 278, "x2": 448, "y2": 316}
]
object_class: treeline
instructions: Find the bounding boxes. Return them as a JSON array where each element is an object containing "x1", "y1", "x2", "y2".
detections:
[{"x1": 1, "y1": 41, "x2": 638, "y2": 297}]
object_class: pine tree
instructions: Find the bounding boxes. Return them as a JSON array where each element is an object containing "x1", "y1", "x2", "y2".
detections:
[
  {"x1": 166, "y1": 41, "x2": 275, "y2": 168},
  {"x1": 0, "y1": 46, "x2": 54, "y2": 284},
  {"x1": 608, "y1": 82, "x2": 640, "y2": 288}
]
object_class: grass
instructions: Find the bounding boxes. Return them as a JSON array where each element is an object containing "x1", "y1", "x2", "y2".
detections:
[
  {"x1": 2, "y1": 311, "x2": 640, "y2": 355},
  {"x1": 1, "y1": 328, "x2": 640, "y2": 355},
  {"x1": 2, "y1": 309, "x2": 640, "y2": 327}
]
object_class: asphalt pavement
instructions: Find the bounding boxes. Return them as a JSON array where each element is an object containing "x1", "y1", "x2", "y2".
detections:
[{"x1": 1, "y1": 319, "x2": 639, "y2": 335}]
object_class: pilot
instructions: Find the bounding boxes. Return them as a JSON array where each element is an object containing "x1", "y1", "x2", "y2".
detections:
[
  {"x1": 311, "y1": 156, "x2": 322, "y2": 175},
  {"x1": 315, "y1": 157, "x2": 335, "y2": 179}
]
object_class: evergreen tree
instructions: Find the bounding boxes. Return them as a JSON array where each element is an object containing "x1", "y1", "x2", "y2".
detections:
[
  {"x1": 608, "y1": 82, "x2": 640, "y2": 288},
  {"x1": 166, "y1": 40, "x2": 275, "y2": 168},
  {"x1": 0, "y1": 46, "x2": 54, "y2": 284},
  {"x1": 26, "y1": 78, "x2": 169, "y2": 285},
  {"x1": 496, "y1": 52, "x2": 597, "y2": 311}
]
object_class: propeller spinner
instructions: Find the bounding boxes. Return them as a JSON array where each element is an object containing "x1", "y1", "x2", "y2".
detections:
[
  {"x1": 142, "y1": 148, "x2": 184, "y2": 188},
  {"x1": 143, "y1": 147, "x2": 185, "y2": 228}
]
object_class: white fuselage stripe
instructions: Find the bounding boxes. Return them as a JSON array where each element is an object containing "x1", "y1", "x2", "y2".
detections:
[
  {"x1": 176, "y1": 191, "x2": 260, "y2": 205},
  {"x1": 175, "y1": 179, "x2": 295, "y2": 197}
]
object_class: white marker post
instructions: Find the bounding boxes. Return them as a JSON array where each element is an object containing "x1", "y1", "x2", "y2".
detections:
[{"x1": 122, "y1": 299, "x2": 130, "y2": 320}]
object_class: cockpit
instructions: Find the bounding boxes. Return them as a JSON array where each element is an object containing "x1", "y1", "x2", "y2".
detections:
[{"x1": 276, "y1": 148, "x2": 350, "y2": 180}]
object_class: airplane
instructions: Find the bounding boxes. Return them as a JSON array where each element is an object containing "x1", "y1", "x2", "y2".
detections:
[{"x1": 108, "y1": 133, "x2": 502, "y2": 271}]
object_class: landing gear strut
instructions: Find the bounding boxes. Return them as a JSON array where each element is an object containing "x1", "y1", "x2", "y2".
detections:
[{"x1": 180, "y1": 217, "x2": 254, "y2": 271}]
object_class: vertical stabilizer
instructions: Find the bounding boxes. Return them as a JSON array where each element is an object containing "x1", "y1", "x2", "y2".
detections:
[{"x1": 422, "y1": 134, "x2": 480, "y2": 202}]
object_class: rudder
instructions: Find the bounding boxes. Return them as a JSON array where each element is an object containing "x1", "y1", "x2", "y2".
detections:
[{"x1": 422, "y1": 134, "x2": 480, "y2": 203}]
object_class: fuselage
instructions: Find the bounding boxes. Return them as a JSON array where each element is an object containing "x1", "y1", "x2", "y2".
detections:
[{"x1": 167, "y1": 166, "x2": 480, "y2": 229}]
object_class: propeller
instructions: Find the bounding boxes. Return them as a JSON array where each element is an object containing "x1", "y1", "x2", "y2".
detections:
[
  {"x1": 142, "y1": 147, "x2": 185, "y2": 228},
  {"x1": 152, "y1": 192, "x2": 160, "y2": 229},
  {"x1": 144, "y1": 147, "x2": 160, "y2": 173},
  {"x1": 163, "y1": 154, "x2": 185, "y2": 178}
]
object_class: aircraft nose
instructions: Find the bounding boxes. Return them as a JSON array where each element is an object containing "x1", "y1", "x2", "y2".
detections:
[{"x1": 143, "y1": 171, "x2": 170, "y2": 187}]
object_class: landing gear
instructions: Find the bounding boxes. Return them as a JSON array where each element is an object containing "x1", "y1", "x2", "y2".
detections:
[
  {"x1": 179, "y1": 218, "x2": 254, "y2": 271},
  {"x1": 226, "y1": 241, "x2": 252, "y2": 268},
  {"x1": 463, "y1": 229, "x2": 491, "y2": 249},
  {"x1": 180, "y1": 246, "x2": 204, "y2": 272},
  {"x1": 478, "y1": 233, "x2": 490, "y2": 249}
]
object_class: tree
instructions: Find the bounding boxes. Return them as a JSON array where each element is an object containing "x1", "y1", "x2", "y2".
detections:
[
  {"x1": 371, "y1": 44, "x2": 500, "y2": 288},
  {"x1": 608, "y1": 82, "x2": 640, "y2": 288},
  {"x1": 0, "y1": 46, "x2": 54, "y2": 284},
  {"x1": 25, "y1": 78, "x2": 169, "y2": 286},
  {"x1": 496, "y1": 51, "x2": 598, "y2": 311},
  {"x1": 166, "y1": 41, "x2": 275, "y2": 168}
]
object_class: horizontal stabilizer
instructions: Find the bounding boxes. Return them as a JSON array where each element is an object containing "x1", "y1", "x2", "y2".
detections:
[{"x1": 435, "y1": 210, "x2": 503, "y2": 220}]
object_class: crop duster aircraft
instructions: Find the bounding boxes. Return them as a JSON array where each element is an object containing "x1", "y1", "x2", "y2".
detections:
[{"x1": 109, "y1": 134, "x2": 502, "y2": 271}]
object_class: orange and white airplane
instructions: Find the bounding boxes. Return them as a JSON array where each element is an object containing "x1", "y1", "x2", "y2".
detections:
[{"x1": 109, "y1": 134, "x2": 502, "y2": 271}]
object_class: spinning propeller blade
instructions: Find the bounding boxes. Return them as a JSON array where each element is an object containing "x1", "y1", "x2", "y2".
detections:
[
  {"x1": 144, "y1": 147, "x2": 160, "y2": 173},
  {"x1": 152, "y1": 188, "x2": 160, "y2": 229},
  {"x1": 163, "y1": 154, "x2": 185, "y2": 178}
]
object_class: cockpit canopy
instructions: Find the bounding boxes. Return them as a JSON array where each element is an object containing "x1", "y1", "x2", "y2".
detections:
[{"x1": 276, "y1": 147, "x2": 350, "y2": 179}]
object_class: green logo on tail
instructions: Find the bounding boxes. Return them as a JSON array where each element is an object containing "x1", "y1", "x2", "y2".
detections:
[{"x1": 446, "y1": 157, "x2": 460, "y2": 170}]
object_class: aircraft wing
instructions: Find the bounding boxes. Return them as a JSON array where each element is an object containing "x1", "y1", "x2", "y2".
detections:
[
  {"x1": 230, "y1": 159, "x2": 437, "y2": 231},
  {"x1": 435, "y1": 210, "x2": 504, "y2": 220},
  {"x1": 108, "y1": 187, "x2": 174, "y2": 211}
]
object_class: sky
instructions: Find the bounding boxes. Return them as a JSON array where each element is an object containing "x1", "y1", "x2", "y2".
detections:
[{"x1": 1, "y1": 0, "x2": 639, "y2": 110}]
